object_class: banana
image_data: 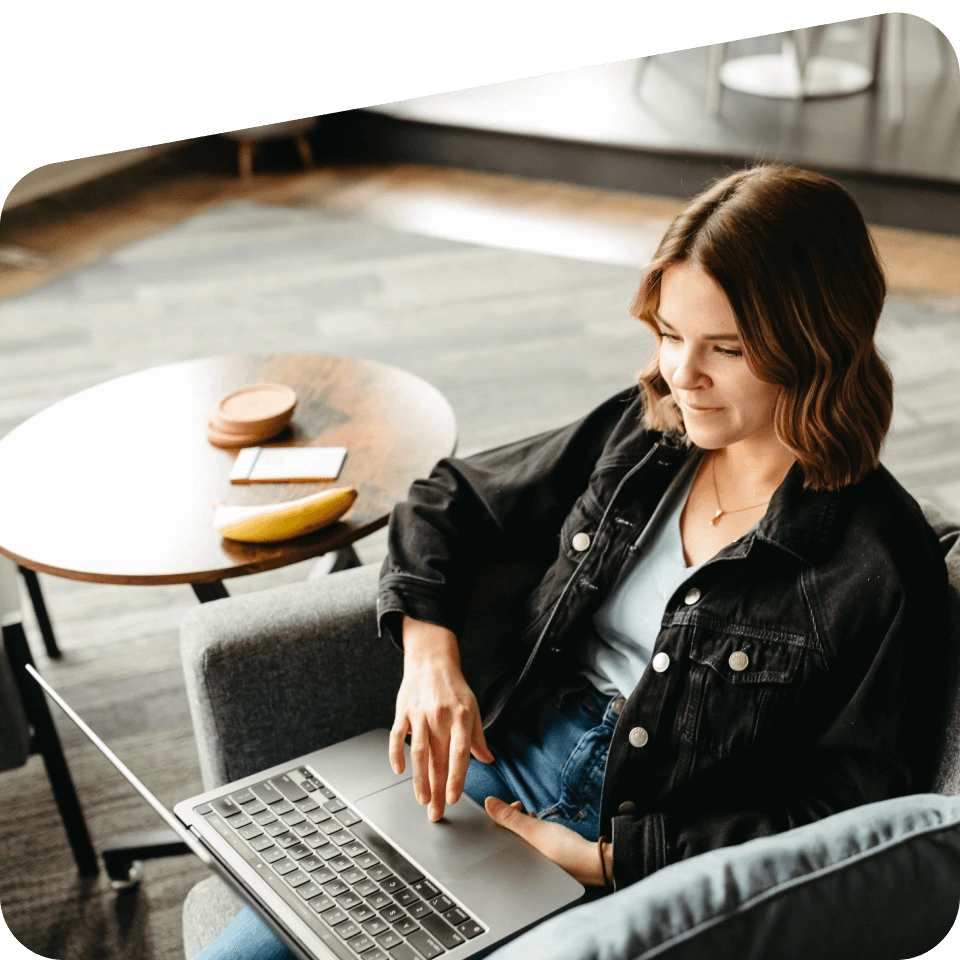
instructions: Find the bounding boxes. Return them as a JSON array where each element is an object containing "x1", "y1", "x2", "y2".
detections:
[{"x1": 214, "y1": 487, "x2": 357, "y2": 543}]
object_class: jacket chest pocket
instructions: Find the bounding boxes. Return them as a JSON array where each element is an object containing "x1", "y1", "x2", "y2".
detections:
[
  {"x1": 682, "y1": 630, "x2": 807, "y2": 760},
  {"x1": 559, "y1": 491, "x2": 604, "y2": 562}
]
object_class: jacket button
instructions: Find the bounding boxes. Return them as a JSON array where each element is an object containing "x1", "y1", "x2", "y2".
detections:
[
  {"x1": 652, "y1": 652, "x2": 670, "y2": 673},
  {"x1": 572, "y1": 532, "x2": 591, "y2": 552},
  {"x1": 728, "y1": 651, "x2": 750, "y2": 671},
  {"x1": 684, "y1": 587, "x2": 701, "y2": 605},
  {"x1": 618, "y1": 800, "x2": 637, "y2": 815},
  {"x1": 628, "y1": 726, "x2": 649, "y2": 748},
  {"x1": 610, "y1": 697, "x2": 626, "y2": 715}
]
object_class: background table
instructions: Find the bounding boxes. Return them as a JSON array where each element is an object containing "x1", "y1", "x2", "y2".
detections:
[{"x1": 0, "y1": 353, "x2": 457, "y2": 599}]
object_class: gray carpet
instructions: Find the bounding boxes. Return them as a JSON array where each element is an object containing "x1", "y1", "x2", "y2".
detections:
[{"x1": 2, "y1": 200, "x2": 960, "y2": 960}]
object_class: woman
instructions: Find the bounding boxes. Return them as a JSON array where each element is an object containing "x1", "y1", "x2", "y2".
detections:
[{"x1": 195, "y1": 163, "x2": 948, "y2": 958}]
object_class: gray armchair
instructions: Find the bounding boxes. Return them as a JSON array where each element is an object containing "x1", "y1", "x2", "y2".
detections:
[{"x1": 180, "y1": 501, "x2": 960, "y2": 960}]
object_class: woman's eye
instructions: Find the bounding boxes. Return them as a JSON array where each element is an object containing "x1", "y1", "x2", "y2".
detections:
[{"x1": 660, "y1": 330, "x2": 743, "y2": 357}]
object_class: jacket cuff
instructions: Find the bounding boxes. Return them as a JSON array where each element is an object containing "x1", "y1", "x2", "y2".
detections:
[
  {"x1": 377, "y1": 573, "x2": 465, "y2": 652},
  {"x1": 610, "y1": 811, "x2": 667, "y2": 890}
]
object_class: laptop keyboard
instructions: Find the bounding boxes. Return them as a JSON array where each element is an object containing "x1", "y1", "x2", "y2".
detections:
[{"x1": 196, "y1": 766, "x2": 487, "y2": 959}]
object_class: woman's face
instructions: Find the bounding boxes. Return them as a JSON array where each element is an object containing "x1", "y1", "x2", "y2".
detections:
[{"x1": 655, "y1": 261, "x2": 780, "y2": 451}]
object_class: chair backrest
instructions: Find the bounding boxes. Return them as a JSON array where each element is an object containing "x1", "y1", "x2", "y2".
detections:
[
  {"x1": 918, "y1": 501, "x2": 960, "y2": 795},
  {"x1": 0, "y1": 557, "x2": 31, "y2": 772}
]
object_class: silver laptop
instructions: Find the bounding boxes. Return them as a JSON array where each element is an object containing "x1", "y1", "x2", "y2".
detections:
[{"x1": 28, "y1": 665, "x2": 584, "y2": 960}]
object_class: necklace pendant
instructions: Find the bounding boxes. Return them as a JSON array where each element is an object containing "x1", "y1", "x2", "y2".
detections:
[{"x1": 710, "y1": 509, "x2": 723, "y2": 526}]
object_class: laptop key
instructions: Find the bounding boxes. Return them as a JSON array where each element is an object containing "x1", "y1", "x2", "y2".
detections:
[
  {"x1": 351, "y1": 823, "x2": 425, "y2": 884},
  {"x1": 265, "y1": 822, "x2": 290, "y2": 837},
  {"x1": 311, "y1": 866, "x2": 337, "y2": 885},
  {"x1": 350, "y1": 903, "x2": 376, "y2": 921},
  {"x1": 343, "y1": 867, "x2": 366, "y2": 885},
  {"x1": 298, "y1": 882, "x2": 323, "y2": 901},
  {"x1": 307, "y1": 834, "x2": 330, "y2": 849},
  {"x1": 320, "y1": 844, "x2": 342, "y2": 860},
  {"x1": 194, "y1": 803, "x2": 212, "y2": 815},
  {"x1": 284, "y1": 869, "x2": 311, "y2": 888},
  {"x1": 272, "y1": 774, "x2": 308, "y2": 803},
  {"x1": 232, "y1": 789, "x2": 256, "y2": 805},
  {"x1": 362, "y1": 917, "x2": 390, "y2": 936},
  {"x1": 325, "y1": 799, "x2": 348, "y2": 815},
  {"x1": 379, "y1": 905, "x2": 404, "y2": 923},
  {"x1": 319, "y1": 786, "x2": 337, "y2": 800},
  {"x1": 331, "y1": 856, "x2": 354, "y2": 872},
  {"x1": 338, "y1": 891, "x2": 363, "y2": 910},
  {"x1": 354, "y1": 879, "x2": 379, "y2": 897},
  {"x1": 331, "y1": 830, "x2": 354, "y2": 846},
  {"x1": 277, "y1": 834, "x2": 299, "y2": 849},
  {"x1": 310, "y1": 894, "x2": 336, "y2": 913},
  {"x1": 412, "y1": 880, "x2": 440, "y2": 901},
  {"x1": 324, "y1": 879, "x2": 351, "y2": 897},
  {"x1": 323, "y1": 908, "x2": 349, "y2": 926},
  {"x1": 344, "y1": 841, "x2": 367, "y2": 857},
  {"x1": 322, "y1": 820, "x2": 345, "y2": 835},
  {"x1": 303, "y1": 781, "x2": 318, "y2": 792},
  {"x1": 282, "y1": 811, "x2": 307, "y2": 826},
  {"x1": 393, "y1": 889, "x2": 418, "y2": 907},
  {"x1": 250, "y1": 781, "x2": 284, "y2": 805},
  {"x1": 297, "y1": 797, "x2": 321, "y2": 813},
  {"x1": 406, "y1": 902, "x2": 430, "y2": 920},
  {"x1": 336, "y1": 921, "x2": 362, "y2": 940},
  {"x1": 250, "y1": 835, "x2": 274, "y2": 852},
  {"x1": 380, "y1": 877, "x2": 404, "y2": 894},
  {"x1": 338, "y1": 810, "x2": 363, "y2": 827},
  {"x1": 405, "y1": 930, "x2": 444, "y2": 959},
  {"x1": 443, "y1": 908, "x2": 468, "y2": 927},
  {"x1": 261, "y1": 847, "x2": 286, "y2": 863},
  {"x1": 361, "y1": 950, "x2": 388, "y2": 960},
  {"x1": 254, "y1": 810, "x2": 279, "y2": 826},
  {"x1": 245, "y1": 800, "x2": 267, "y2": 815},
  {"x1": 308, "y1": 809, "x2": 333, "y2": 824},
  {"x1": 349, "y1": 933, "x2": 376, "y2": 954},
  {"x1": 366, "y1": 864, "x2": 392, "y2": 882},
  {"x1": 393, "y1": 917, "x2": 420, "y2": 937},
  {"x1": 226, "y1": 814, "x2": 252, "y2": 829},
  {"x1": 375, "y1": 930, "x2": 403, "y2": 949},
  {"x1": 238, "y1": 824, "x2": 263, "y2": 841},
  {"x1": 273, "y1": 858, "x2": 297, "y2": 876},
  {"x1": 287, "y1": 843, "x2": 311, "y2": 860},
  {"x1": 365, "y1": 891, "x2": 392, "y2": 910},
  {"x1": 211, "y1": 797, "x2": 241, "y2": 818},
  {"x1": 420, "y1": 913, "x2": 465, "y2": 949},
  {"x1": 273, "y1": 801, "x2": 295, "y2": 816},
  {"x1": 428, "y1": 895, "x2": 454, "y2": 914},
  {"x1": 386, "y1": 943, "x2": 423, "y2": 960},
  {"x1": 295, "y1": 822, "x2": 318, "y2": 838},
  {"x1": 457, "y1": 920, "x2": 483, "y2": 939}
]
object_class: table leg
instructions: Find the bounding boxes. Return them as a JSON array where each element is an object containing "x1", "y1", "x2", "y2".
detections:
[
  {"x1": 18, "y1": 566, "x2": 62, "y2": 659},
  {"x1": 191, "y1": 581, "x2": 230, "y2": 603}
]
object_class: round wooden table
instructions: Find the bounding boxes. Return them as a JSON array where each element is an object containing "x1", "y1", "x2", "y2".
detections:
[{"x1": 0, "y1": 354, "x2": 457, "y2": 607}]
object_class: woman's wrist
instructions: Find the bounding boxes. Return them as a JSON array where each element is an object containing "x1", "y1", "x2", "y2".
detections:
[{"x1": 401, "y1": 616, "x2": 461, "y2": 668}]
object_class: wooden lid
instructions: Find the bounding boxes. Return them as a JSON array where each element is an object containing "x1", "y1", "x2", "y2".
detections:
[{"x1": 217, "y1": 383, "x2": 297, "y2": 427}]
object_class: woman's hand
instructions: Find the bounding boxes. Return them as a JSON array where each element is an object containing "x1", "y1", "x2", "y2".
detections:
[
  {"x1": 389, "y1": 616, "x2": 494, "y2": 822},
  {"x1": 484, "y1": 798, "x2": 613, "y2": 887}
]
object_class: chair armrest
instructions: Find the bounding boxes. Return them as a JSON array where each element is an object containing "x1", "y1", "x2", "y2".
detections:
[{"x1": 180, "y1": 563, "x2": 400, "y2": 790}]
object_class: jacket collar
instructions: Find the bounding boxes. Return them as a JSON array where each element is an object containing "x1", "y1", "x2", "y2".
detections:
[{"x1": 654, "y1": 433, "x2": 840, "y2": 565}]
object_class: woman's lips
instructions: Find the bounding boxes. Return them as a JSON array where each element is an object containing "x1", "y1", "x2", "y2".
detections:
[{"x1": 682, "y1": 401, "x2": 723, "y2": 412}]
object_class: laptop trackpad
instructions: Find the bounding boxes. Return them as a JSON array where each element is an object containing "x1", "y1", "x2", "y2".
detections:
[{"x1": 355, "y1": 781, "x2": 514, "y2": 883}]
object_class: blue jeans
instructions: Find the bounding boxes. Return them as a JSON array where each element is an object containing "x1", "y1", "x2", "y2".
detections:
[{"x1": 194, "y1": 678, "x2": 616, "y2": 960}]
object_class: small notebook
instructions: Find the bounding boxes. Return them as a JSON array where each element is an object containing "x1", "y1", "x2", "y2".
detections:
[{"x1": 228, "y1": 446, "x2": 347, "y2": 483}]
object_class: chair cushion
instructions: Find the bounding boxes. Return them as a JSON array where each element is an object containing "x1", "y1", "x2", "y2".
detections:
[
  {"x1": 487, "y1": 792, "x2": 960, "y2": 960},
  {"x1": 182, "y1": 875, "x2": 243, "y2": 959}
]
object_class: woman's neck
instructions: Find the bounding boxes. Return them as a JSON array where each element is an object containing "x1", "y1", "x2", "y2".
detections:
[{"x1": 709, "y1": 437, "x2": 797, "y2": 501}]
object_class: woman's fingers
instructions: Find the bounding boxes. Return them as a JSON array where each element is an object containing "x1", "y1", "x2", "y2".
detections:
[
  {"x1": 446, "y1": 716, "x2": 473, "y2": 804},
  {"x1": 409, "y1": 717, "x2": 431, "y2": 806},
  {"x1": 427, "y1": 726, "x2": 450, "y2": 821},
  {"x1": 389, "y1": 714, "x2": 409, "y2": 776},
  {"x1": 470, "y1": 712, "x2": 495, "y2": 764}
]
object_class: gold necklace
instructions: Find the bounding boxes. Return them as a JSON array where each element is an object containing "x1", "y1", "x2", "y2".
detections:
[{"x1": 709, "y1": 455, "x2": 771, "y2": 526}]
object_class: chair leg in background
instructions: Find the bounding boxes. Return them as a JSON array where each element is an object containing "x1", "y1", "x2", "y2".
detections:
[
  {"x1": 705, "y1": 44, "x2": 725, "y2": 116},
  {"x1": 4, "y1": 622, "x2": 99, "y2": 876},
  {"x1": 18, "y1": 566, "x2": 62, "y2": 659}
]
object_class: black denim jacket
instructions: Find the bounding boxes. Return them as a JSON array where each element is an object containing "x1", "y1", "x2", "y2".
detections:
[{"x1": 377, "y1": 385, "x2": 949, "y2": 890}]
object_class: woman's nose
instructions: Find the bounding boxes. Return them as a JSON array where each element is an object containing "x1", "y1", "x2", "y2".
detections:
[{"x1": 671, "y1": 349, "x2": 709, "y2": 389}]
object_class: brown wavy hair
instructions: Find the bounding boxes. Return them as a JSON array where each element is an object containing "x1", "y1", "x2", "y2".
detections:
[{"x1": 632, "y1": 163, "x2": 892, "y2": 491}]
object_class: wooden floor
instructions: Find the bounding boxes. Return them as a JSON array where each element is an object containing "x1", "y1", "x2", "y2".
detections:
[
  {"x1": 3, "y1": 161, "x2": 960, "y2": 303},
  {"x1": 2, "y1": 155, "x2": 960, "y2": 960}
]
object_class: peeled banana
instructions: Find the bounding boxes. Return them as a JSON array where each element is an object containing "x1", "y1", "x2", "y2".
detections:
[{"x1": 214, "y1": 487, "x2": 357, "y2": 543}]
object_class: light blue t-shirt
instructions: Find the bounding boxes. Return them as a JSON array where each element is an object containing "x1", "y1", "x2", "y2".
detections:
[{"x1": 578, "y1": 453, "x2": 705, "y2": 698}]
